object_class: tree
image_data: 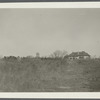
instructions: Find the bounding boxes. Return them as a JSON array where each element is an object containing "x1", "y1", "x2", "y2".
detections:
[{"x1": 50, "y1": 50, "x2": 68, "y2": 58}]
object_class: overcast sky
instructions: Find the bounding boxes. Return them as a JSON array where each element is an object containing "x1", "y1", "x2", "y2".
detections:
[{"x1": 0, "y1": 8, "x2": 100, "y2": 57}]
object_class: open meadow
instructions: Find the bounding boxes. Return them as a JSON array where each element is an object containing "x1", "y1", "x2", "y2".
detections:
[{"x1": 0, "y1": 57, "x2": 99, "y2": 92}]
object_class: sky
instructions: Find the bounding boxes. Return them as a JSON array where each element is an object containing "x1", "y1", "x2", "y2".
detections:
[{"x1": 0, "y1": 8, "x2": 100, "y2": 57}]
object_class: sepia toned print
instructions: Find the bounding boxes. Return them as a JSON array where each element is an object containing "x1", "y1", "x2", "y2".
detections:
[{"x1": 0, "y1": 8, "x2": 100, "y2": 92}]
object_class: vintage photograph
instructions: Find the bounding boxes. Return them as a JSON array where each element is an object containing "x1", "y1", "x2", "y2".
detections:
[{"x1": 0, "y1": 8, "x2": 100, "y2": 92}]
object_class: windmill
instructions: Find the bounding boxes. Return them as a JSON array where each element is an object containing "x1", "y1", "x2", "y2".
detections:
[{"x1": 36, "y1": 52, "x2": 40, "y2": 58}]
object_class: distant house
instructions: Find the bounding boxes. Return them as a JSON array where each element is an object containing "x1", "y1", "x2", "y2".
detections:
[{"x1": 67, "y1": 51, "x2": 90, "y2": 60}]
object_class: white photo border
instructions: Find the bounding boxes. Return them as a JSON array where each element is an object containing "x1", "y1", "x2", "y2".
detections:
[
  {"x1": 0, "y1": 2, "x2": 100, "y2": 99},
  {"x1": 0, "y1": 2, "x2": 100, "y2": 8}
]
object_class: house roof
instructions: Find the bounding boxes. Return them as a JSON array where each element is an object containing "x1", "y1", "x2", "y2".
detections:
[{"x1": 68, "y1": 51, "x2": 90, "y2": 57}]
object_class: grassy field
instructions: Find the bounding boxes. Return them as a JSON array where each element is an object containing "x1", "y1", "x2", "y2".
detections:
[{"x1": 0, "y1": 57, "x2": 99, "y2": 92}]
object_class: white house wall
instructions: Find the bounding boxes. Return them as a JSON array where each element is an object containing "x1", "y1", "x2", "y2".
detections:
[{"x1": 68, "y1": 56, "x2": 90, "y2": 60}]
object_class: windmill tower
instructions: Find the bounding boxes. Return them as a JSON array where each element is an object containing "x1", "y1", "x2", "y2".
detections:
[{"x1": 36, "y1": 52, "x2": 40, "y2": 58}]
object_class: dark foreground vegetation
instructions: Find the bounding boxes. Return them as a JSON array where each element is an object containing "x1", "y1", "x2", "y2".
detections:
[{"x1": 0, "y1": 56, "x2": 100, "y2": 92}]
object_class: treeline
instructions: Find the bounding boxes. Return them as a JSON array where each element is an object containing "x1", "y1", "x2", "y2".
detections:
[
  {"x1": 0, "y1": 50, "x2": 68, "y2": 61},
  {"x1": 2, "y1": 56, "x2": 64, "y2": 61}
]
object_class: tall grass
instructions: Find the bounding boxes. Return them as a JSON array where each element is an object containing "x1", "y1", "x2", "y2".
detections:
[{"x1": 0, "y1": 57, "x2": 99, "y2": 91}]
